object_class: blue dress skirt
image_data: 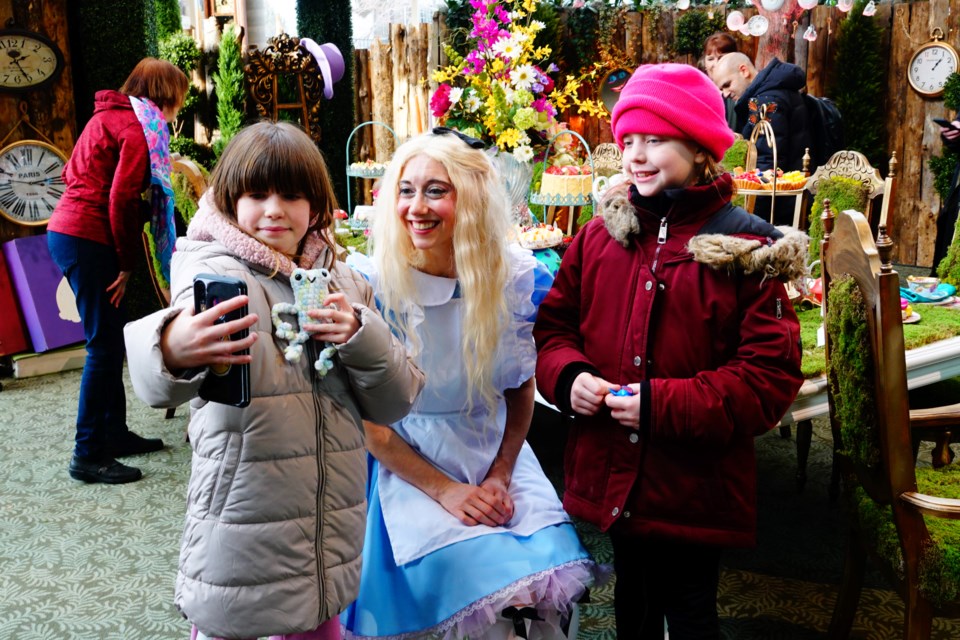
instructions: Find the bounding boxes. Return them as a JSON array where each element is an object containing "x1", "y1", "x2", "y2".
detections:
[{"x1": 341, "y1": 458, "x2": 597, "y2": 640}]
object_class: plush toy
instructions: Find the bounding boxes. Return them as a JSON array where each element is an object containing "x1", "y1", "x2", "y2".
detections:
[{"x1": 272, "y1": 267, "x2": 338, "y2": 376}]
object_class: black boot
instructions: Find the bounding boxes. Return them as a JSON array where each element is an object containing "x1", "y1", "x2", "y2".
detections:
[
  {"x1": 105, "y1": 430, "x2": 164, "y2": 457},
  {"x1": 69, "y1": 454, "x2": 142, "y2": 484}
]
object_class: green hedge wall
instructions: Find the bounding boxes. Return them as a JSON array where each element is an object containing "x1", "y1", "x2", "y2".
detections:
[
  {"x1": 297, "y1": 0, "x2": 355, "y2": 212},
  {"x1": 67, "y1": 1, "x2": 158, "y2": 128}
]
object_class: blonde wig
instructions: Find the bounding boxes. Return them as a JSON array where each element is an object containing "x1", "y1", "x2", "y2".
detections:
[
  {"x1": 370, "y1": 132, "x2": 511, "y2": 412},
  {"x1": 209, "y1": 121, "x2": 338, "y2": 269}
]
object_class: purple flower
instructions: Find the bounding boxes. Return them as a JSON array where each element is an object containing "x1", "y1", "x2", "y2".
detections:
[{"x1": 465, "y1": 50, "x2": 485, "y2": 75}]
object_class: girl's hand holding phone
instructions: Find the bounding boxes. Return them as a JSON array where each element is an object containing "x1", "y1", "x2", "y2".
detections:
[
  {"x1": 304, "y1": 292, "x2": 361, "y2": 345},
  {"x1": 161, "y1": 296, "x2": 259, "y2": 371},
  {"x1": 605, "y1": 383, "x2": 641, "y2": 429}
]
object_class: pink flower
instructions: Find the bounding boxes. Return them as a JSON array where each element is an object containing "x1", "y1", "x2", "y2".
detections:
[
  {"x1": 465, "y1": 50, "x2": 485, "y2": 75},
  {"x1": 430, "y1": 84, "x2": 452, "y2": 118},
  {"x1": 572, "y1": 0, "x2": 585, "y2": 7}
]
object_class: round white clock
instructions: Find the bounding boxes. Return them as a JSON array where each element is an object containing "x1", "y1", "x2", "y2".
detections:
[
  {"x1": 908, "y1": 36, "x2": 959, "y2": 98},
  {"x1": 0, "y1": 139, "x2": 67, "y2": 226}
]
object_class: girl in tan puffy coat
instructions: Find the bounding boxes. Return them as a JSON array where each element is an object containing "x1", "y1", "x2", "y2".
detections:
[{"x1": 125, "y1": 122, "x2": 424, "y2": 640}]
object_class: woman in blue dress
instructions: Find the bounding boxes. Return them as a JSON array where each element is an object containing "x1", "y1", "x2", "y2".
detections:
[{"x1": 343, "y1": 129, "x2": 600, "y2": 639}]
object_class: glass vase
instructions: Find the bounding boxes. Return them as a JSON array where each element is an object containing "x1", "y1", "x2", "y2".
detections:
[{"x1": 486, "y1": 148, "x2": 534, "y2": 226}]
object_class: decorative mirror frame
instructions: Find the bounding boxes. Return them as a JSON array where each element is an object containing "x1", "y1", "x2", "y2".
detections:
[{"x1": 245, "y1": 33, "x2": 326, "y2": 143}]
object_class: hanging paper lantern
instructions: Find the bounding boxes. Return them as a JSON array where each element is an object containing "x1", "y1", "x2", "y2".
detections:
[
  {"x1": 760, "y1": 0, "x2": 786, "y2": 10},
  {"x1": 726, "y1": 10, "x2": 745, "y2": 31},
  {"x1": 746, "y1": 15, "x2": 769, "y2": 36},
  {"x1": 837, "y1": 0, "x2": 854, "y2": 12},
  {"x1": 798, "y1": 0, "x2": 818, "y2": 9},
  {"x1": 739, "y1": 23, "x2": 752, "y2": 36},
  {"x1": 677, "y1": 0, "x2": 691, "y2": 9},
  {"x1": 803, "y1": 25, "x2": 818, "y2": 42},
  {"x1": 863, "y1": 0, "x2": 877, "y2": 16}
]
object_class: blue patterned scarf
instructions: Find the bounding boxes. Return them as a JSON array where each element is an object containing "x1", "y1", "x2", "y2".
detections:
[{"x1": 130, "y1": 96, "x2": 175, "y2": 290}]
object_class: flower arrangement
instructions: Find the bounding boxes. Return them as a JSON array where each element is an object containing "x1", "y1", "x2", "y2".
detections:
[{"x1": 431, "y1": 0, "x2": 575, "y2": 162}]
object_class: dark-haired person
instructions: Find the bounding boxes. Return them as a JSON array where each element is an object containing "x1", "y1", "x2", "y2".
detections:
[
  {"x1": 702, "y1": 32, "x2": 739, "y2": 131},
  {"x1": 934, "y1": 118, "x2": 960, "y2": 274},
  {"x1": 47, "y1": 57, "x2": 189, "y2": 484}
]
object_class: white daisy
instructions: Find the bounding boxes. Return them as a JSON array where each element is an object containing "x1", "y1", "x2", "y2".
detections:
[
  {"x1": 530, "y1": 20, "x2": 545, "y2": 33},
  {"x1": 465, "y1": 93, "x2": 482, "y2": 113},
  {"x1": 491, "y1": 36, "x2": 522, "y2": 60},
  {"x1": 510, "y1": 64, "x2": 536, "y2": 91},
  {"x1": 513, "y1": 144, "x2": 534, "y2": 163},
  {"x1": 448, "y1": 87, "x2": 464, "y2": 105}
]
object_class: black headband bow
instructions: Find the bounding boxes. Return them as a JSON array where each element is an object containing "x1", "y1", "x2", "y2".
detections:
[{"x1": 432, "y1": 126, "x2": 485, "y2": 149}]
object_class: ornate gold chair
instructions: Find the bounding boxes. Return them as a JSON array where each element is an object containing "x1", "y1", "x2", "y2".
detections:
[
  {"x1": 803, "y1": 150, "x2": 895, "y2": 232},
  {"x1": 821, "y1": 204, "x2": 960, "y2": 639}
]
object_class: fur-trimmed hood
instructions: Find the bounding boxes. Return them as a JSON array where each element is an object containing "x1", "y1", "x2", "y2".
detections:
[{"x1": 597, "y1": 178, "x2": 809, "y2": 284}]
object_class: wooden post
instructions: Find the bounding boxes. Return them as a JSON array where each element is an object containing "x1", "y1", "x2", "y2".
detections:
[{"x1": 369, "y1": 37, "x2": 395, "y2": 159}]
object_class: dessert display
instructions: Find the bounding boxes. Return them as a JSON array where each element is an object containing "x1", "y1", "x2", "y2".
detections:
[
  {"x1": 517, "y1": 223, "x2": 564, "y2": 250},
  {"x1": 348, "y1": 159, "x2": 387, "y2": 176},
  {"x1": 731, "y1": 167, "x2": 807, "y2": 191},
  {"x1": 539, "y1": 164, "x2": 593, "y2": 200}
]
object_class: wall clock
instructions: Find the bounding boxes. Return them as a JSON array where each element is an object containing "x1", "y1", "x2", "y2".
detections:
[
  {"x1": 0, "y1": 29, "x2": 64, "y2": 92},
  {"x1": 908, "y1": 30, "x2": 959, "y2": 98},
  {"x1": 0, "y1": 139, "x2": 67, "y2": 226}
]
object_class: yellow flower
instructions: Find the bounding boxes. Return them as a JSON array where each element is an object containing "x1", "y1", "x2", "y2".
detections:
[{"x1": 497, "y1": 128, "x2": 523, "y2": 149}]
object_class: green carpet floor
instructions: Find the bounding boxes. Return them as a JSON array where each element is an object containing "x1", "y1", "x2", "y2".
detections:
[{"x1": 3, "y1": 368, "x2": 960, "y2": 638}]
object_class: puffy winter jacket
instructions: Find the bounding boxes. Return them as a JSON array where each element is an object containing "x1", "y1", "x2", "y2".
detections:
[
  {"x1": 125, "y1": 200, "x2": 424, "y2": 638},
  {"x1": 534, "y1": 174, "x2": 806, "y2": 548},
  {"x1": 47, "y1": 90, "x2": 150, "y2": 272}
]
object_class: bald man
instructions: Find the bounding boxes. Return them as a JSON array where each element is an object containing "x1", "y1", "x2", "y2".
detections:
[{"x1": 713, "y1": 53, "x2": 813, "y2": 224}]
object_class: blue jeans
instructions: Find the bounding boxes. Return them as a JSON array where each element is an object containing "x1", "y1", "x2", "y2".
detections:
[{"x1": 47, "y1": 231, "x2": 129, "y2": 458}]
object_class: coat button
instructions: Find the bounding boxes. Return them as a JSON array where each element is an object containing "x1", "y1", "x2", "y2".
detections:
[
  {"x1": 633, "y1": 356, "x2": 642, "y2": 366},
  {"x1": 623, "y1": 510, "x2": 632, "y2": 518},
  {"x1": 611, "y1": 507, "x2": 620, "y2": 517},
  {"x1": 629, "y1": 433, "x2": 639, "y2": 444},
  {"x1": 645, "y1": 281, "x2": 653, "y2": 291},
  {"x1": 658, "y1": 282, "x2": 665, "y2": 290}
]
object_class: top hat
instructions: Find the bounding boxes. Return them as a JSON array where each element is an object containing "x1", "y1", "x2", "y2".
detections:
[{"x1": 299, "y1": 39, "x2": 345, "y2": 100}]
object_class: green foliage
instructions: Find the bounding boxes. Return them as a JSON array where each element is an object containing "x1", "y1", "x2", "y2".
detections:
[
  {"x1": 937, "y1": 212, "x2": 960, "y2": 286},
  {"x1": 443, "y1": 0, "x2": 476, "y2": 58},
  {"x1": 171, "y1": 171, "x2": 199, "y2": 226},
  {"x1": 154, "y1": 0, "x2": 182, "y2": 41},
  {"x1": 169, "y1": 137, "x2": 215, "y2": 171},
  {"x1": 673, "y1": 10, "x2": 725, "y2": 57},
  {"x1": 807, "y1": 177, "x2": 868, "y2": 276},
  {"x1": 944, "y1": 73, "x2": 960, "y2": 112},
  {"x1": 562, "y1": 4, "x2": 600, "y2": 73},
  {"x1": 159, "y1": 32, "x2": 201, "y2": 75},
  {"x1": 67, "y1": 0, "x2": 158, "y2": 127},
  {"x1": 830, "y1": 0, "x2": 887, "y2": 170},
  {"x1": 335, "y1": 232, "x2": 369, "y2": 256},
  {"x1": 211, "y1": 24, "x2": 246, "y2": 157},
  {"x1": 298, "y1": 0, "x2": 355, "y2": 212},
  {"x1": 930, "y1": 149, "x2": 958, "y2": 201},
  {"x1": 721, "y1": 138, "x2": 747, "y2": 174},
  {"x1": 529, "y1": 161, "x2": 546, "y2": 223},
  {"x1": 826, "y1": 276, "x2": 879, "y2": 468}
]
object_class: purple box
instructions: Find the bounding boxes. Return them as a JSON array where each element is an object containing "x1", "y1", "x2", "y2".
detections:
[{"x1": 2, "y1": 234, "x2": 85, "y2": 352}]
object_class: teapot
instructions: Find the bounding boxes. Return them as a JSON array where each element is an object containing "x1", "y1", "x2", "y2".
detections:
[{"x1": 592, "y1": 172, "x2": 627, "y2": 202}]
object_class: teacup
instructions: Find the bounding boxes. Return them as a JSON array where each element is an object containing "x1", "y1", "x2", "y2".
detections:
[{"x1": 907, "y1": 275, "x2": 939, "y2": 294}]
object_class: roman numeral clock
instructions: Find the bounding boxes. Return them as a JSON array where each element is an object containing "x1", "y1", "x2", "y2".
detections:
[{"x1": 0, "y1": 27, "x2": 67, "y2": 227}]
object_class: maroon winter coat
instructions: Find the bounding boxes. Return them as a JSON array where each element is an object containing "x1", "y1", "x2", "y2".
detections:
[
  {"x1": 533, "y1": 174, "x2": 806, "y2": 548},
  {"x1": 47, "y1": 90, "x2": 150, "y2": 272}
]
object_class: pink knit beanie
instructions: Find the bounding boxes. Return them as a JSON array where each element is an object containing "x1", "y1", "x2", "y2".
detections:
[{"x1": 610, "y1": 63, "x2": 734, "y2": 161}]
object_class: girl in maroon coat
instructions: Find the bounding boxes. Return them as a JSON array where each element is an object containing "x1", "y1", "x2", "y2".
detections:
[{"x1": 533, "y1": 63, "x2": 807, "y2": 639}]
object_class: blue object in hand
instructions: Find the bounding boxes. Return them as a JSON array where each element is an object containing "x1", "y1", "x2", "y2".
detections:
[{"x1": 609, "y1": 387, "x2": 634, "y2": 396}]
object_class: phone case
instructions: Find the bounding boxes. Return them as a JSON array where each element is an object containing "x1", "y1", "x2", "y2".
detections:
[{"x1": 193, "y1": 274, "x2": 251, "y2": 407}]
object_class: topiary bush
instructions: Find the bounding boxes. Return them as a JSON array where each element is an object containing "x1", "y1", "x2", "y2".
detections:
[
  {"x1": 674, "y1": 9, "x2": 725, "y2": 57},
  {"x1": 154, "y1": 0, "x2": 182, "y2": 42},
  {"x1": 935, "y1": 73, "x2": 960, "y2": 285},
  {"x1": 211, "y1": 23, "x2": 246, "y2": 158},
  {"x1": 808, "y1": 177, "x2": 868, "y2": 276},
  {"x1": 830, "y1": 0, "x2": 887, "y2": 170}
]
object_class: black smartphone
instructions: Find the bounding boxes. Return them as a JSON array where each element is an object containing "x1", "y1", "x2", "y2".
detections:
[
  {"x1": 193, "y1": 274, "x2": 251, "y2": 408},
  {"x1": 933, "y1": 117, "x2": 959, "y2": 131}
]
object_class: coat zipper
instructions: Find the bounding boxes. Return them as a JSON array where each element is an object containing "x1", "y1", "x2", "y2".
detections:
[
  {"x1": 308, "y1": 341, "x2": 327, "y2": 622},
  {"x1": 651, "y1": 210, "x2": 671, "y2": 273}
]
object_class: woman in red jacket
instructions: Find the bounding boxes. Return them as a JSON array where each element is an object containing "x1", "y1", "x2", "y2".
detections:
[
  {"x1": 47, "y1": 58, "x2": 188, "y2": 484},
  {"x1": 533, "y1": 63, "x2": 807, "y2": 638}
]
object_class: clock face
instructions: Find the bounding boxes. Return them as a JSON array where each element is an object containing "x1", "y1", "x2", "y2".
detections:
[
  {"x1": 214, "y1": 0, "x2": 236, "y2": 15},
  {"x1": 908, "y1": 43, "x2": 959, "y2": 97},
  {"x1": 0, "y1": 30, "x2": 63, "y2": 91},
  {"x1": 0, "y1": 140, "x2": 67, "y2": 226}
]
